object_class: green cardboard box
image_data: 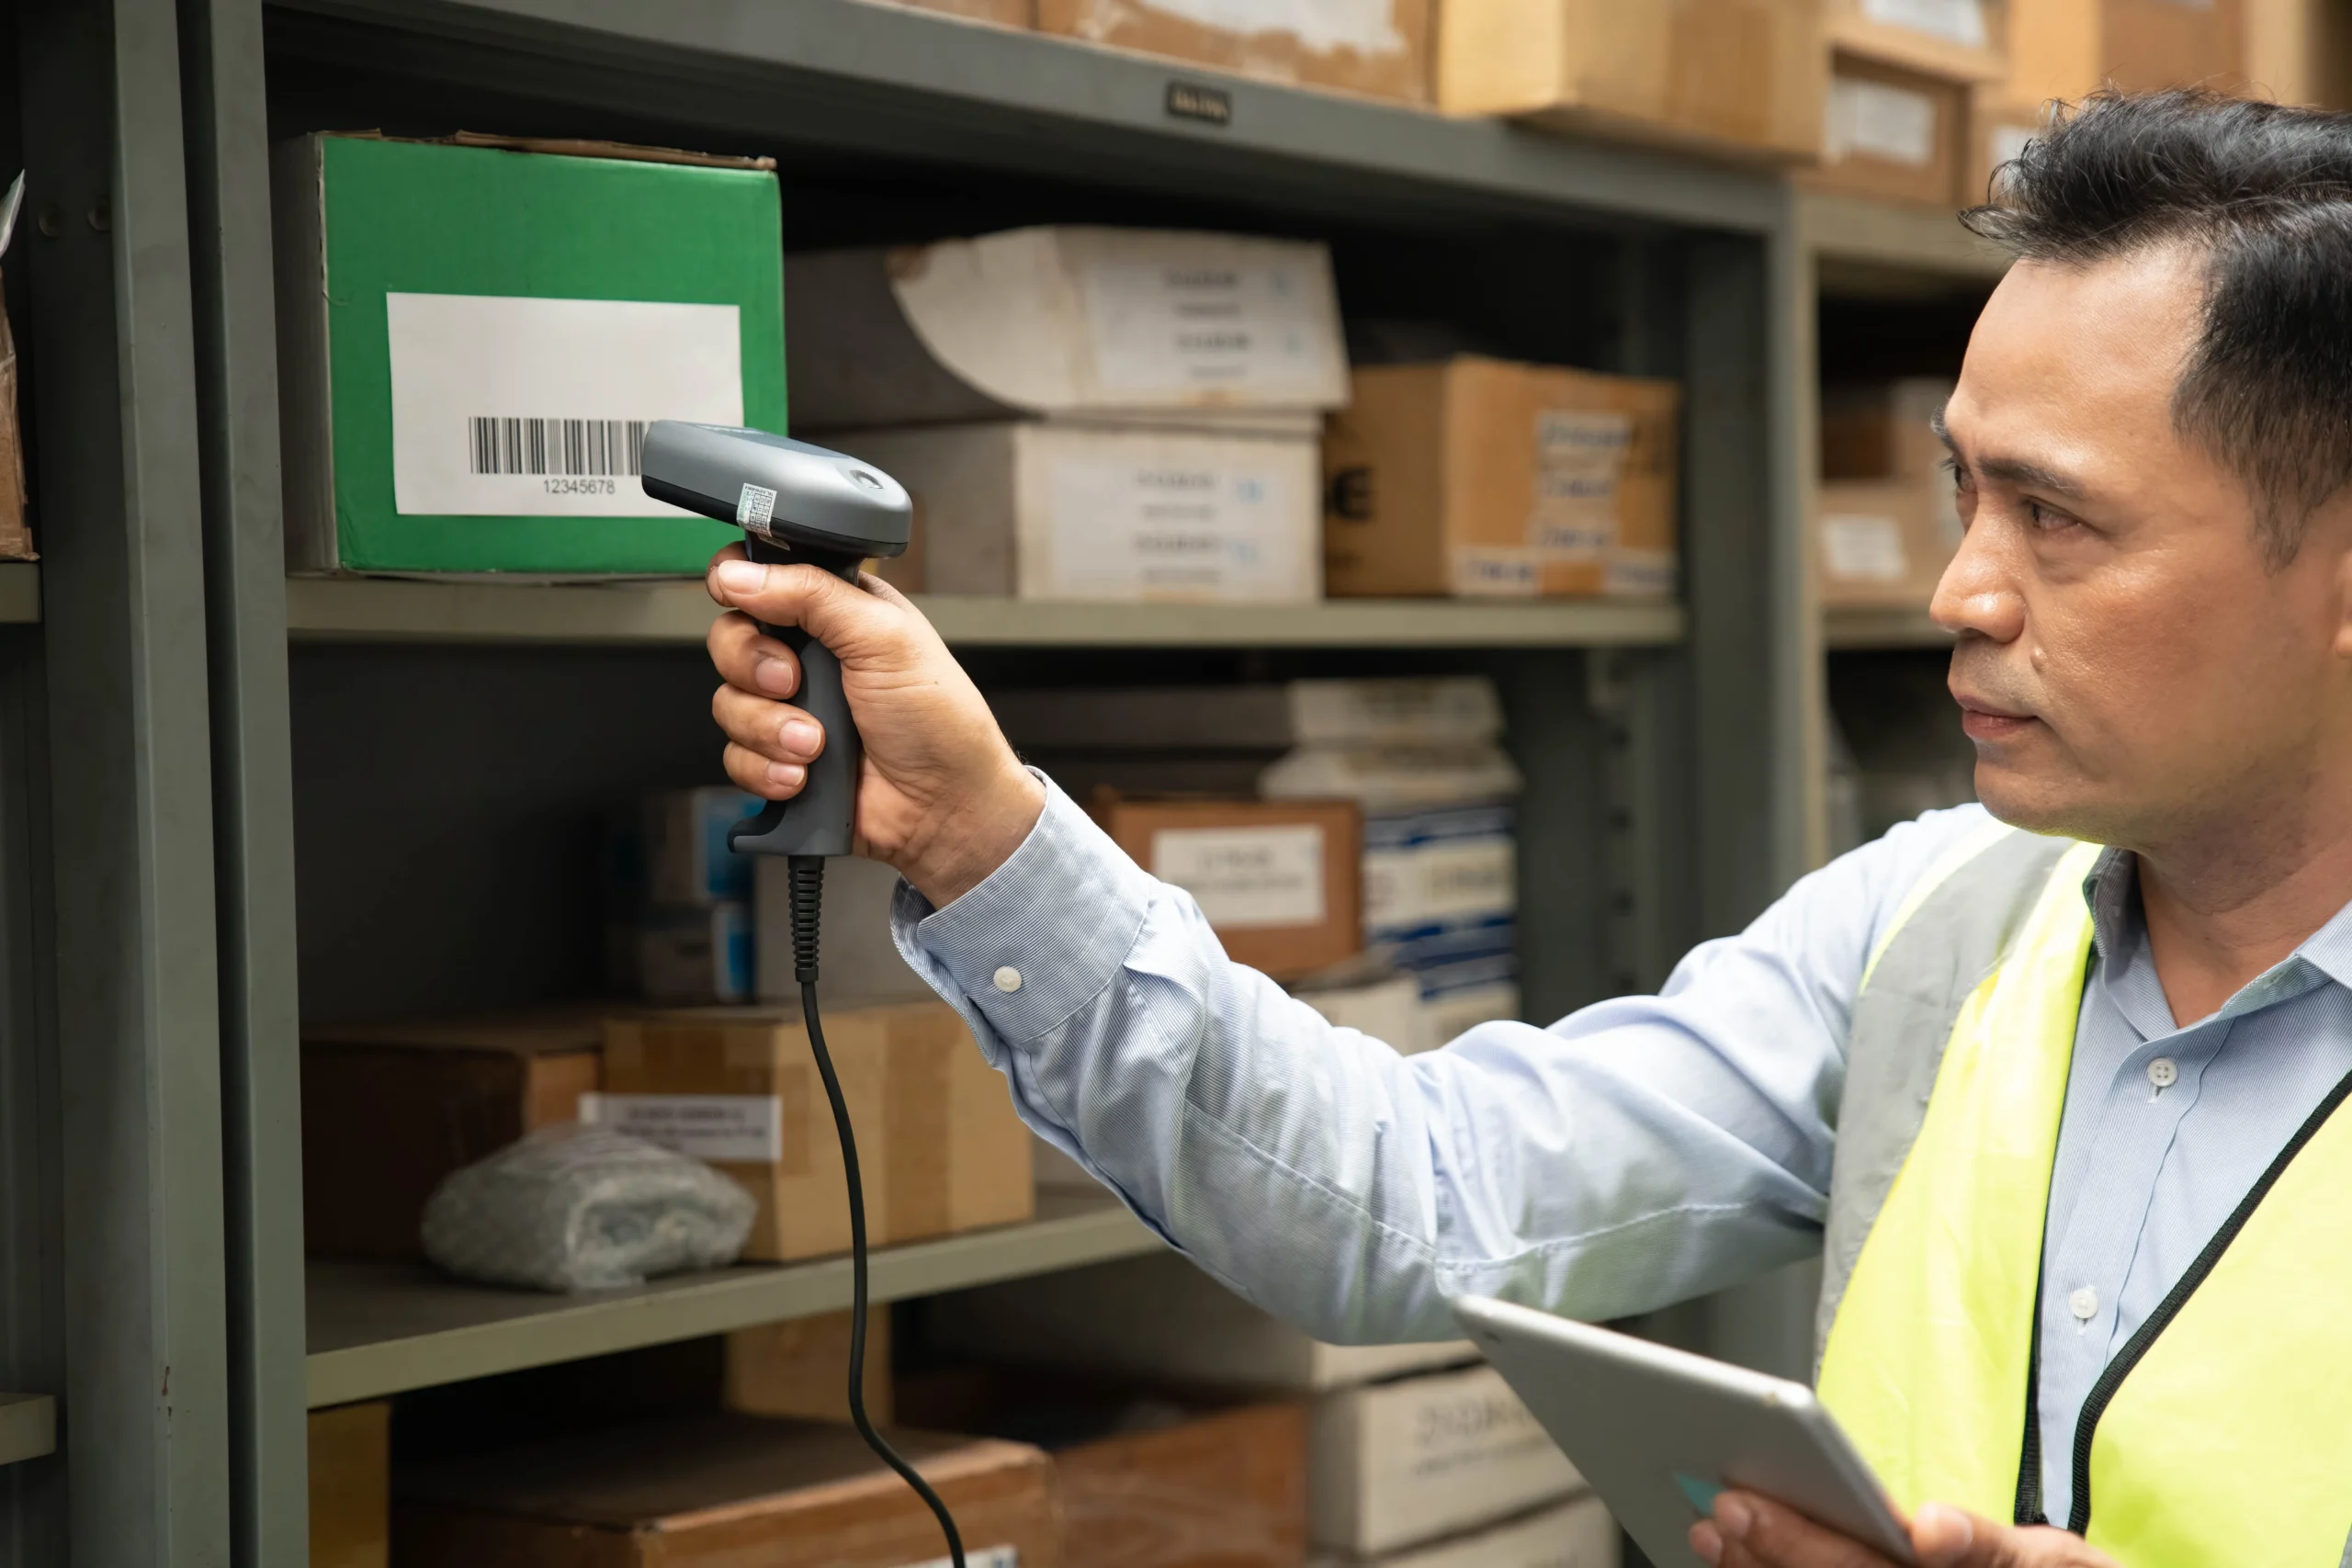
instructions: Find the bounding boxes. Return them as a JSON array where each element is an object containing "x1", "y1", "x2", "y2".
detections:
[{"x1": 272, "y1": 133, "x2": 784, "y2": 575}]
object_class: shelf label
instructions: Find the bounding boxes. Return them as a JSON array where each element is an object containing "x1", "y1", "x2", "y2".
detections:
[
  {"x1": 1827, "y1": 77, "x2": 1938, "y2": 169},
  {"x1": 386, "y1": 292, "x2": 741, "y2": 517},
  {"x1": 1151, "y1": 824, "x2": 1326, "y2": 930},
  {"x1": 579, "y1": 1092, "x2": 781, "y2": 1164},
  {"x1": 1822, "y1": 514, "x2": 1910, "y2": 582}
]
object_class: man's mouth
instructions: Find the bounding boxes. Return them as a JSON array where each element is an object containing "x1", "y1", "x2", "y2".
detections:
[{"x1": 1952, "y1": 692, "x2": 2038, "y2": 742}]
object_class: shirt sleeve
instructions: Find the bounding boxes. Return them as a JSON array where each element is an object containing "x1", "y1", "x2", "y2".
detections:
[{"x1": 892, "y1": 773, "x2": 1996, "y2": 1344}]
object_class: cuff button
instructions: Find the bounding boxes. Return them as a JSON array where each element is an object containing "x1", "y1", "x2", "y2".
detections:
[{"x1": 992, "y1": 965, "x2": 1023, "y2": 994}]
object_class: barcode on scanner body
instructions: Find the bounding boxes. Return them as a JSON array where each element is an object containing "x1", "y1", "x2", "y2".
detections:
[{"x1": 469, "y1": 417, "x2": 649, "y2": 477}]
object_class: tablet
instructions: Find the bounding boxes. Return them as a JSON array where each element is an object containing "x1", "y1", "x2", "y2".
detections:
[{"x1": 1454, "y1": 1295, "x2": 1916, "y2": 1568}]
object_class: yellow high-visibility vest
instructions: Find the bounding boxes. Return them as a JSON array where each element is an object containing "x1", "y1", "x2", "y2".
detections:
[{"x1": 1815, "y1": 827, "x2": 2352, "y2": 1564}]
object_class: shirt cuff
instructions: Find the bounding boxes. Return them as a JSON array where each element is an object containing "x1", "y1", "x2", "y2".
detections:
[{"x1": 890, "y1": 773, "x2": 1159, "y2": 1045}]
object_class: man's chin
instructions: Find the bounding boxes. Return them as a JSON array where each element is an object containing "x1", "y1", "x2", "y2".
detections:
[{"x1": 1972, "y1": 766, "x2": 2109, "y2": 841}]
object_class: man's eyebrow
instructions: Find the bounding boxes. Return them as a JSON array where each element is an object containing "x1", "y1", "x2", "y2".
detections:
[{"x1": 1926, "y1": 403, "x2": 2086, "y2": 497}]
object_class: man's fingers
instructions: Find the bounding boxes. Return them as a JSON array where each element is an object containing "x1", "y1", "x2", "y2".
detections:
[
  {"x1": 713, "y1": 684, "x2": 827, "y2": 768},
  {"x1": 707, "y1": 611, "x2": 802, "y2": 699},
  {"x1": 707, "y1": 556, "x2": 914, "y2": 664},
  {"x1": 1717, "y1": 1493, "x2": 1898, "y2": 1568},
  {"x1": 724, "y1": 741, "x2": 805, "y2": 801}
]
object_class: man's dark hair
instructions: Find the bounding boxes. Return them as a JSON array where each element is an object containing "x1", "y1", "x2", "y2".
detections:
[{"x1": 1965, "y1": 90, "x2": 2352, "y2": 565}]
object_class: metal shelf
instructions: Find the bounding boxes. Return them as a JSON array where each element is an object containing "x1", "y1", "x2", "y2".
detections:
[
  {"x1": 1824, "y1": 605, "x2": 1952, "y2": 649},
  {"x1": 1798, "y1": 191, "x2": 2010, "y2": 284},
  {"x1": 0, "y1": 1394, "x2": 55, "y2": 1467},
  {"x1": 283, "y1": 577, "x2": 1686, "y2": 649},
  {"x1": 306, "y1": 1194, "x2": 1161, "y2": 1407},
  {"x1": 0, "y1": 566, "x2": 37, "y2": 625},
  {"x1": 269, "y1": 0, "x2": 1784, "y2": 234}
]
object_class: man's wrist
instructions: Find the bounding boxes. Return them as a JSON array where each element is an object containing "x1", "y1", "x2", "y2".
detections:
[{"x1": 896, "y1": 765, "x2": 1047, "y2": 908}]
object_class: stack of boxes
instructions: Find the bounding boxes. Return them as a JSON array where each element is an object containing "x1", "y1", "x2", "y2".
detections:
[
  {"x1": 787, "y1": 226, "x2": 1349, "y2": 604},
  {"x1": 1803, "y1": 0, "x2": 2004, "y2": 207},
  {"x1": 1815, "y1": 378, "x2": 1962, "y2": 611},
  {"x1": 607, "y1": 787, "x2": 763, "y2": 1004}
]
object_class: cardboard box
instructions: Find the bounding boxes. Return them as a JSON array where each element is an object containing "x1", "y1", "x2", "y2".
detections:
[
  {"x1": 301, "y1": 1010, "x2": 606, "y2": 1259},
  {"x1": 599, "y1": 1001, "x2": 1034, "y2": 1262},
  {"x1": 1818, "y1": 378, "x2": 1954, "y2": 483},
  {"x1": 640, "y1": 788, "x2": 763, "y2": 905},
  {"x1": 311, "y1": 1402, "x2": 390, "y2": 1568},
  {"x1": 1310, "y1": 1366, "x2": 1583, "y2": 1554},
  {"x1": 1095, "y1": 795, "x2": 1363, "y2": 977},
  {"x1": 393, "y1": 1414, "x2": 1060, "y2": 1568},
  {"x1": 837, "y1": 421, "x2": 1322, "y2": 602},
  {"x1": 2005, "y1": 0, "x2": 2245, "y2": 100},
  {"x1": 933, "y1": 1252, "x2": 1478, "y2": 1392},
  {"x1": 899, "y1": 1366, "x2": 1309, "y2": 1568},
  {"x1": 1816, "y1": 477, "x2": 1962, "y2": 608},
  {"x1": 755, "y1": 852, "x2": 932, "y2": 1005},
  {"x1": 786, "y1": 230, "x2": 1348, "y2": 431},
  {"x1": 1313, "y1": 1495, "x2": 1618, "y2": 1568},
  {"x1": 1322, "y1": 358, "x2": 1680, "y2": 600},
  {"x1": 871, "y1": 0, "x2": 1033, "y2": 22},
  {"x1": 1826, "y1": 0, "x2": 2007, "y2": 80},
  {"x1": 1437, "y1": 0, "x2": 1827, "y2": 164},
  {"x1": 0, "y1": 272, "x2": 31, "y2": 561},
  {"x1": 725, "y1": 1307, "x2": 893, "y2": 1424},
  {"x1": 1968, "y1": 87, "x2": 2044, "y2": 204},
  {"x1": 629, "y1": 901, "x2": 756, "y2": 1003},
  {"x1": 1038, "y1": 0, "x2": 1431, "y2": 103},
  {"x1": 272, "y1": 132, "x2": 779, "y2": 574},
  {"x1": 1801, "y1": 51, "x2": 1969, "y2": 206}
]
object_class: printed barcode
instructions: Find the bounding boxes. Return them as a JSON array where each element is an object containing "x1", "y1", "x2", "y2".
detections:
[{"x1": 468, "y1": 417, "x2": 649, "y2": 477}]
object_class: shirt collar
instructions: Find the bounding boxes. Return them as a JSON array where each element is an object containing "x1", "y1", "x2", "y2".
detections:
[{"x1": 2079, "y1": 845, "x2": 2352, "y2": 1006}]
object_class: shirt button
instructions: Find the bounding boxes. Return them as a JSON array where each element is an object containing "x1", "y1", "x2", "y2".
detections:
[
  {"x1": 2147, "y1": 1057, "x2": 2179, "y2": 1089},
  {"x1": 992, "y1": 965, "x2": 1023, "y2": 994},
  {"x1": 2070, "y1": 1286, "x2": 2099, "y2": 1322}
]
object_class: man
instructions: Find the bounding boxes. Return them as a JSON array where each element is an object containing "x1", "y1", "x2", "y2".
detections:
[{"x1": 701, "y1": 91, "x2": 2352, "y2": 1567}]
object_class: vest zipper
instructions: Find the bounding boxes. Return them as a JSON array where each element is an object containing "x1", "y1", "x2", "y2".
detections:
[
  {"x1": 2014, "y1": 1268, "x2": 2044, "y2": 1526},
  {"x1": 2065, "y1": 1062, "x2": 2352, "y2": 1535}
]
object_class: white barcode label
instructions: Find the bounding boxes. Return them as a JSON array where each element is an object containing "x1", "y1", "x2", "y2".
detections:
[
  {"x1": 1151, "y1": 824, "x2": 1326, "y2": 930},
  {"x1": 578, "y1": 1092, "x2": 781, "y2": 1163},
  {"x1": 467, "y1": 417, "x2": 648, "y2": 477},
  {"x1": 386, "y1": 292, "x2": 741, "y2": 517}
]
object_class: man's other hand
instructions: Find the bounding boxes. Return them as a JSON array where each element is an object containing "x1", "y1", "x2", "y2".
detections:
[
  {"x1": 1690, "y1": 1492, "x2": 2117, "y2": 1568},
  {"x1": 705, "y1": 545, "x2": 1045, "y2": 907}
]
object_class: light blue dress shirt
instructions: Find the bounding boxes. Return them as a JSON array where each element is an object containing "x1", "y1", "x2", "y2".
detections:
[{"x1": 891, "y1": 778, "x2": 2352, "y2": 1528}]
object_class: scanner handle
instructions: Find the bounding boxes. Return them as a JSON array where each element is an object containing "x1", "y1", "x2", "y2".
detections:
[{"x1": 729, "y1": 534, "x2": 864, "y2": 859}]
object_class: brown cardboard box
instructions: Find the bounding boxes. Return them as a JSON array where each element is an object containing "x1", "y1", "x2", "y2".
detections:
[
  {"x1": 1039, "y1": 0, "x2": 1430, "y2": 104},
  {"x1": 600, "y1": 1000, "x2": 1034, "y2": 1263},
  {"x1": 1094, "y1": 796, "x2": 1363, "y2": 978},
  {"x1": 726, "y1": 1308, "x2": 894, "y2": 1424},
  {"x1": 301, "y1": 1009, "x2": 607, "y2": 1259},
  {"x1": 900, "y1": 1366, "x2": 1308, "y2": 1568},
  {"x1": 1816, "y1": 477, "x2": 1962, "y2": 608},
  {"x1": 1316, "y1": 1495, "x2": 1619, "y2": 1568},
  {"x1": 1819, "y1": 378, "x2": 1953, "y2": 483},
  {"x1": 1322, "y1": 358, "x2": 1680, "y2": 600},
  {"x1": 311, "y1": 1402, "x2": 390, "y2": 1568},
  {"x1": 1438, "y1": 0, "x2": 1826, "y2": 163},
  {"x1": 393, "y1": 1414, "x2": 1061, "y2": 1568},
  {"x1": 1967, "y1": 86, "x2": 2045, "y2": 203},
  {"x1": 1800, "y1": 51, "x2": 1970, "y2": 206},
  {"x1": 1826, "y1": 0, "x2": 2007, "y2": 81}
]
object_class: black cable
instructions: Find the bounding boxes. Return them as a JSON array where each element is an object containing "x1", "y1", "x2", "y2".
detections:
[{"x1": 788, "y1": 854, "x2": 967, "y2": 1568}]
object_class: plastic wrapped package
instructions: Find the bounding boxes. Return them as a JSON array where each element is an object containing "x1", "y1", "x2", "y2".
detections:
[{"x1": 420, "y1": 1123, "x2": 755, "y2": 1292}]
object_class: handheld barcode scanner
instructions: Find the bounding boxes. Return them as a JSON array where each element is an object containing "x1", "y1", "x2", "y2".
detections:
[
  {"x1": 640, "y1": 422, "x2": 911, "y2": 859},
  {"x1": 639, "y1": 422, "x2": 963, "y2": 1567}
]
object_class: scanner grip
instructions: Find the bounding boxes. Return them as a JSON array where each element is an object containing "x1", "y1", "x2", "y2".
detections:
[{"x1": 729, "y1": 535, "x2": 864, "y2": 859}]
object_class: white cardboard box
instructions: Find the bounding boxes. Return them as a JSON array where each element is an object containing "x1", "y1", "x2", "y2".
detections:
[
  {"x1": 1311, "y1": 1365, "x2": 1585, "y2": 1554},
  {"x1": 1311, "y1": 1495, "x2": 1617, "y2": 1568},
  {"x1": 786, "y1": 229, "x2": 1350, "y2": 429},
  {"x1": 931, "y1": 1252, "x2": 1477, "y2": 1391},
  {"x1": 835, "y1": 421, "x2": 1321, "y2": 602}
]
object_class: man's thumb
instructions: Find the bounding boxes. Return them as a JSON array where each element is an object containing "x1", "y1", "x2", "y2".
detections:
[{"x1": 1913, "y1": 1503, "x2": 1984, "y2": 1566}]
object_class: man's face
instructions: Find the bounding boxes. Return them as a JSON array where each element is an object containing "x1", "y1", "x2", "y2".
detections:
[{"x1": 1937, "y1": 247, "x2": 2352, "y2": 849}]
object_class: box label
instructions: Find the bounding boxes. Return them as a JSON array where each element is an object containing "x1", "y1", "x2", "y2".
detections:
[
  {"x1": 1081, "y1": 258, "x2": 1329, "y2": 396},
  {"x1": 1860, "y1": 0, "x2": 1986, "y2": 47},
  {"x1": 1530, "y1": 409, "x2": 1634, "y2": 555},
  {"x1": 1606, "y1": 547, "x2": 1678, "y2": 599},
  {"x1": 579, "y1": 1091, "x2": 781, "y2": 1162},
  {"x1": 386, "y1": 292, "x2": 742, "y2": 516},
  {"x1": 1991, "y1": 122, "x2": 2038, "y2": 169},
  {"x1": 1366, "y1": 837, "x2": 1516, "y2": 931},
  {"x1": 1827, "y1": 77, "x2": 1938, "y2": 168},
  {"x1": 1822, "y1": 513, "x2": 1910, "y2": 581},
  {"x1": 1046, "y1": 457, "x2": 1298, "y2": 596},
  {"x1": 1104, "y1": 0, "x2": 1406, "y2": 52},
  {"x1": 1150, "y1": 824, "x2": 1326, "y2": 929},
  {"x1": 1450, "y1": 547, "x2": 1545, "y2": 598}
]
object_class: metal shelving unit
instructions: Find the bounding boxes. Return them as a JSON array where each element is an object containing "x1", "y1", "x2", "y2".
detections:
[
  {"x1": 283, "y1": 578, "x2": 1687, "y2": 649},
  {"x1": 12, "y1": 0, "x2": 1818, "y2": 1559},
  {"x1": 307, "y1": 1196, "x2": 1157, "y2": 1408}
]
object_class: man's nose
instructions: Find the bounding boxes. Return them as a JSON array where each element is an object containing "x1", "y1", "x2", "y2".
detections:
[{"x1": 1930, "y1": 513, "x2": 2025, "y2": 642}]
